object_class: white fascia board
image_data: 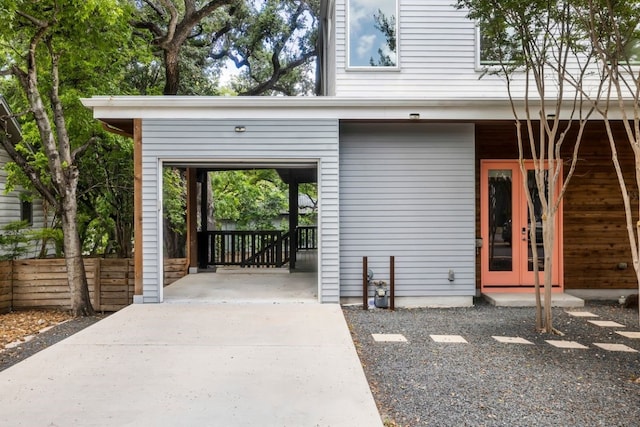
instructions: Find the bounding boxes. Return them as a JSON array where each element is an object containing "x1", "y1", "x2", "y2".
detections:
[{"x1": 81, "y1": 96, "x2": 629, "y2": 121}]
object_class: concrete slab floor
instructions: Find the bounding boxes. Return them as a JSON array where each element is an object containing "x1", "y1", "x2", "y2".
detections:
[
  {"x1": 0, "y1": 303, "x2": 382, "y2": 427},
  {"x1": 163, "y1": 271, "x2": 318, "y2": 304}
]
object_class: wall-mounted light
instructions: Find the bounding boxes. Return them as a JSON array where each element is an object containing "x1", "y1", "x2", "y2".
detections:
[
  {"x1": 409, "y1": 113, "x2": 420, "y2": 120},
  {"x1": 448, "y1": 269, "x2": 455, "y2": 282},
  {"x1": 234, "y1": 126, "x2": 246, "y2": 133}
]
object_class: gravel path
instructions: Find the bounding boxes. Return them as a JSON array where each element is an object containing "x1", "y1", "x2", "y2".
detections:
[
  {"x1": 344, "y1": 300, "x2": 640, "y2": 427},
  {"x1": 0, "y1": 314, "x2": 106, "y2": 373}
]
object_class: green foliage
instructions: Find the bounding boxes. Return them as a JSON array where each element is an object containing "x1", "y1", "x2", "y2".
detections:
[
  {"x1": 0, "y1": 221, "x2": 61, "y2": 260},
  {"x1": 212, "y1": 170, "x2": 288, "y2": 230},
  {"x1": 0, "y1": 221, "x2": 31, "y2": 260},
  {"x1": 30, "y1": 226, "x2": 63, "y2": 258},
  {"x1": 77, "y1": 134, "x2": 134, "y2": 257},
  {"x1": 208, "y1": 0, "x2": 320, "y2": 95},
  {"x1": 163, "y1": 168, "x2": 187, "y2": 234}
]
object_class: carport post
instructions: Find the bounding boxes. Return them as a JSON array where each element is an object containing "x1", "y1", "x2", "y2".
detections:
[
  {"x1": 289, "y1": 181, "x2": 298, "y2": 269},
  {"x1": 186, "y1": 168, "x2": 198, "y2": 272},
  {"x1": 133, "y1": 118, "x2": 143, "y2": 299}
]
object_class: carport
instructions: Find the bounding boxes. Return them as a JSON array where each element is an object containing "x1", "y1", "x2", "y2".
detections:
[{"x1": 83, "y1": 96, "x2": 341, "y2": 304}]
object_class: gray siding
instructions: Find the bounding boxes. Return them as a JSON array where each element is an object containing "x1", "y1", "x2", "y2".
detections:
[
  {"x1": 339, "y1": 123, "x2": 475, "y2": 297},
  {"x1": 0, "y1": 149, "x2": 49, "y2": 258},
  {"x1": 142, "y1": 119, "x2": 340, "y2": 303},
  {"x1": 0, "y1": 150, "x2": 21, "y2": 225}
]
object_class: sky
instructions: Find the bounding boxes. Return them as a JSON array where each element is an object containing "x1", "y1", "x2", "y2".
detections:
[{"x1": 349, "y1": 0, "x2": 396, "y2": 67}]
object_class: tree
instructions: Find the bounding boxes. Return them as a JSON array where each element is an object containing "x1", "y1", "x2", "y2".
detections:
[
  {"x1": 132, "y1": 0, "x2": 319, "y2": 95},
  {"x1": 132, "y1": 0, "x2": 236, "y2": 95},
  {"x1": 211, "y1": 170, "x2": 288, "y2": 230},
  {"x1": 211, "y1": 0, "x2": 320, "y2": 95},
  {"x1": 77, "y1": 135, "x2": 135, "y2": 258},
  {"x1": 571, "y1": 1, "x2": 640, "y2": 321},
  {"x1": 0, "y1": 0, "x2": 135, "y2": 316},
  {"x1": 457, "y1": 0, "x2": 598, "y2": 332}
]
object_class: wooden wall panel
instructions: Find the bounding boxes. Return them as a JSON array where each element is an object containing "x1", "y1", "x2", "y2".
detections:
[{"x1": 476, "y1": 121, "x2": 636, "y2": 290}]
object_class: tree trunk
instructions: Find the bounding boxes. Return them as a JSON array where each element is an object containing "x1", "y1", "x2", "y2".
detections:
[
  {"x1": 61, "y1": 190, "x2": 94, "y2": 317},
  {"x1": 164, "y1": 48, "x2": 180, "y2": 95}
]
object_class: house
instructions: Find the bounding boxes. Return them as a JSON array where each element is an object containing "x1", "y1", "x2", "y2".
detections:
[
  {"x1": 82, "y1": 0, "x2": 637, "y2": 305},
  {"x1": 0, "y1": 95, "x2": 50, "y2": 259}
]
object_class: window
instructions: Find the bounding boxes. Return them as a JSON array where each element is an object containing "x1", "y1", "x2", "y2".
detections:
[
  {"x1": 21, "y1": 199, "x2": 32, "y2": 226},
  {"x1": 348, "y1": 0, "x2": 397, "y2": 68},
  {"x1": 476, "y1": 24, "x2": 519, "y2": 68}
]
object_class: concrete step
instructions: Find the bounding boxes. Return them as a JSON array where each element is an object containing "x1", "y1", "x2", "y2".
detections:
[{"x1": 483, "y1": 292, "x2": 584, "y2": 308}]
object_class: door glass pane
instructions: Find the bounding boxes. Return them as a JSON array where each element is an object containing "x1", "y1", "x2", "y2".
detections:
[
  {"x1": 488, "y1": 170, "x2": 512, "y2": 271},
  {"x1": 527, "y1": 170, "x2": 546, "y2": 272}
]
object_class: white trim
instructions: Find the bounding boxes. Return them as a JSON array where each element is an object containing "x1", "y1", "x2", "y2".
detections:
[
  {"x1": 316, "y1": 158, "x2": 324, "y2": 302},
  {"x1": 158, "y1": 159, "x2": 164, "y2": 303},
  {"x1": 156, "y1": 156, "x2": 325, "y2": 303},
  {"x1": 82, "y1": 96, "x2": 632, "y2": 124},
  {"x1": 83, "y1": 96, "x2": 630, "y2": 121}
]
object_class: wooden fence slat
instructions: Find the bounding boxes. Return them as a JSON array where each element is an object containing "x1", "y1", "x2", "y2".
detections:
[
  {"x1": 0, "y1": 258, "x2": 187, "y2": 312},
  {"x1": 94, "y1": 258, "x2": 102, "y2": 309}
]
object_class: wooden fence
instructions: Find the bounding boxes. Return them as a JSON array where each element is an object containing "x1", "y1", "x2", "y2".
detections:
[{"x1": 0, "y1": 258, "x2": 188, "y2": 314}]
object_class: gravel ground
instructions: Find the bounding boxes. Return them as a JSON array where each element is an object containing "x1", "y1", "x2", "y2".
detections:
[
  {"x1": 343, "y1": 300, "x2": 640, "y2": 427},
  {"x1": 0, "y1": 313, "x2": 107, "y2": 373}
]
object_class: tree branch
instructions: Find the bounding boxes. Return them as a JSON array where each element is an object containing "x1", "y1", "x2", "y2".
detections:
[
  {"x1": 0, "y1": 134, "x2": 58, "y2": 207},
  {"x1": 71, "y1": 136, "x2": 98, "y2": 163}
]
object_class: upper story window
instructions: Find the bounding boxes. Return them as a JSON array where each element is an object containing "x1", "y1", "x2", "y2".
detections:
[
  {"x1": 348, "y1": 0, "x2": 398, "y2": 68},
  {"x1": 476, "y1": 24, "x2": 518, "y2": 68}
]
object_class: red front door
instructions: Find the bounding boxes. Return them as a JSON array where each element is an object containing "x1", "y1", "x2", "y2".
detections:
[{"x1": 480, "y1": 161, "x2": 563, "y2": 291}]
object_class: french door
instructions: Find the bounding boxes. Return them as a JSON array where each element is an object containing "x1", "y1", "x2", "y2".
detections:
[{"x1": 480, "y1": 161, "x2": 563, "y2": 291}]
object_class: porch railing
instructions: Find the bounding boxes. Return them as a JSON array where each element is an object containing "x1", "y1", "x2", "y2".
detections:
[
  {"x1": 297, "y1": 225, "x2": 318, "y2": 250},
  {"x1": 198, "y1": 226, "x2": 316, "y2": 268}
]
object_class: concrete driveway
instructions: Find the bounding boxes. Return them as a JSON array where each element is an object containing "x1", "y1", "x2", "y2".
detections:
[{"x1": 0, "y1": 279, "x2": 382, "y2": 426}]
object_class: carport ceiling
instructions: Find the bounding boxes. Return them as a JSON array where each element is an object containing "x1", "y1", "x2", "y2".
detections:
[{"x1": 162, "y1": 162, "x2": 317, "y2": 185}]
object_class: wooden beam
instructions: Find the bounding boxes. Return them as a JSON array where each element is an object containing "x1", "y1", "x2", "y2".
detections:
[
  {"x1": 133, "y1": 119, "x2": 143, "y2": 297},
  {"x1": 186, "y1": 168, "x2": 198, "y2": 270},
  {"x1": 289, "y1": 181, "x2": 299, "y2": 270}
]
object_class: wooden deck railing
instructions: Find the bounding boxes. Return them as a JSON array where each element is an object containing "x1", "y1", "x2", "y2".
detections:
[
  {"x1": 199, "y1": 226, "x2": 317, "y2": 268},
  {"x1": 297, "y1": 226, "x2": 318, "y2": 250}
]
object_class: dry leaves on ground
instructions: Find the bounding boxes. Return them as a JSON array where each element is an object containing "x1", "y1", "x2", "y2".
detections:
[{"x1": 0, "y1": 310, "x2": 74, "y2": 348}]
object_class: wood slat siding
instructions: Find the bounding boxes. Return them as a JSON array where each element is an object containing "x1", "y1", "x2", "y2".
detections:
[
  {"x1": 339, "y1": 123, "x2": 476, "y2": 297},
  {"x1": 333, "y1": 1, "x2": 596, "y2": 99},
  {"x1": 475, "y1": 122, "x2": 637, "y2": 290},
  {"x1": 142, "y1": 119, "x2": 340, "y2": 302},
  {"x1": 0, "y1": 258, "x2": 187, "y2": 311}
]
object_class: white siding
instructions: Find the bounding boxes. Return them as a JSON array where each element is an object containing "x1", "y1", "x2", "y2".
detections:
[
  {"x1": 339, "y1": 122, "x2": 475, "y2": 297},
  {"x1": 142, "y1": 119, "x2": 340, "y2": 303},
  {"x1": 334, "y1": 0, "x2": 536, "y2": 98}
]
